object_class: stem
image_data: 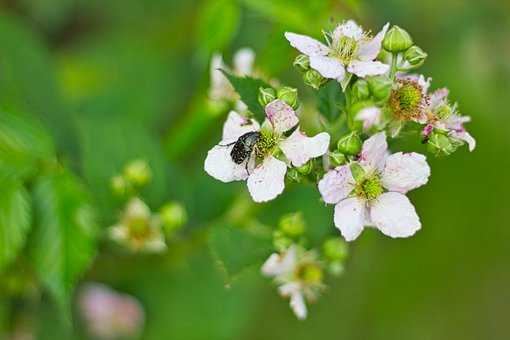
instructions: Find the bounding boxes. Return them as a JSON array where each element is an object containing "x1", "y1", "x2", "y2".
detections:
[{"x1": 389, "y1": 52, "x2": 398, "y2": 80}]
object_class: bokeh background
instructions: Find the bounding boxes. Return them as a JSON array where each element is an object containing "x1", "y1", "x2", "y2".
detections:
[{"x1": 0, "y1": 0, "x2": 509, "y2": 339}]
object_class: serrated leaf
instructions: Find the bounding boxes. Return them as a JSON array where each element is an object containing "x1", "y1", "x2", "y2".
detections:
[
  {"x1": 30, "y1": 170, "x2": 97, "y2": 313},
  {"x1": 317, "y1": 80, "x2": 345, "y2": 122},
  {"x1": 0, "y1": 178, "x2": 31, "y2": 272},
  {"x1": 209, "y1": 222, "x2": 273, "y2": 284},
  {"x1": 221, "y1": 71, "x2": 271, "y2": 121}
]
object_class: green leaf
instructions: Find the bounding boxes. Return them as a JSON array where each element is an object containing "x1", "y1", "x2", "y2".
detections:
[
  {"x1": 209, "y1": 222, "x2": 273, "y2": 284},
  {"x1": 30, "y1": 170, "x2": 97, "y2": 313},
  {"x1": 221, "y1": 71, "x2": 271, "y2": 121},
  {"x1": 317, "y1": 80, "x2": 345, "y2": 122},
  {"x1": 0, "y1": 178, "x2": 31, "y2": 272}
]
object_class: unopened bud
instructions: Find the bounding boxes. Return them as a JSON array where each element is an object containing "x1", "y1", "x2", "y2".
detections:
[
  {"x1": 337, "y1": 132, "x2": 362, "y2": 155},
  {"x1": 124, "y1": 160, "x2": 151, "y2": 187},
  {"x1": 279, "y1": 212, "x2": 305, "y2": 238},
  {"x1": 383, "y1": 25, "x2": 413, "y2": 53},
  {"x1": 273, "y1": 230, "x2": 293, "y2": 252},
  {"x1": 286, "y1": 168, "x2": 301, "y2": 182},
  {"x1": 322, "y1": 238, "x2": 348, "y2": 262},
  {"x1": 426, "y1": 131, "x2": 461, "y2": 157},
  {"x1": 404, "y1": 45, "x2": 427, "y2": 67},
  {"x1": 293, "y1": 54, "x2": 310, "y2": 72},
  {"x1": 159, "y1": 202, "x2": 187, "y2": 234},
  {"x1": 277, "y1": 87, "x2": 299, "y2": 110},
  {"x1": 296, "y1": 161, "x2": 313, "y2": 175},
  {"x1": 258, "y1": 87, "x2": 276, "y2": 107},
  {"x1": 329, "y1": 151, "x2": 346, "y2": 166},
  {"x1": 351, "y1": 79, "x2": 370, "y2": 102},
  {"x1": 111, "y1": 175, "x2": 128, "y2": 196},
  {"x1": 367, "y1": 76, "x2": 392, "y2": 101},
  {"x1": 303, "y1": 69, "x2": 326, "y2": 90}
]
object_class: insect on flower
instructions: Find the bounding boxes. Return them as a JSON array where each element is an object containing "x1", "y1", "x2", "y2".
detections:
[{"x1": 219, "y1": 131, "x2": 261, "y2": 176}]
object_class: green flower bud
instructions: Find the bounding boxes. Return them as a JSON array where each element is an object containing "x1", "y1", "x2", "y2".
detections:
[
  {"x1": 303, "y1": 69, "x2": 326, "y2": 90},
  {"x1": 383, "y1": 25, "x2": 414, "y2": 53},
  {"x1": 159, "y1": 201, "x2": 187, "y2": 234},
  {"x1": 277, "y1": 86, "x2": 299, "y2": 109},
  {"x1": 111, "y1": 175, "x2": 128, "y2": 196},
  {"x1": 322, "y1": 238, "x2": 348, "y2": 262},
  {"x1": 296, "y1": 161, "x2": 313, "y2": 175},
  {"x1": 273, "y1": 230, "x2": 293, "y2": 252},
  {"x1": 367, "y1": 76, "x2": 392, "y2": 101},
  {"x1": 404, "y1": 45, "x2": 427, "y2": 66},
  {"x1": 124, "y1": 159, "x2": 152, "y2": 187},
  {"x1": 351, "y1": 79, "x2": 370, "y2": 102},
  {"x1": 427, "y1": 131, "x2": 461, "y2": 157},
  {"x1": 286, "y1": 168, "x2": 302, "y2": 182},
  {"x1": 279, "y1": 212, "x2": 306, "y2": 238},
  {"x1": 258, "y1": 87, "x2": 276, "y2": 107},
  {"x1": 293, "y1": 54, "x2": 310, "y2": 72},
  {"x1": 329, "y1": 151, "x2": 347, "y2": 166},
  {"x1": 327, "y1": 261, "x2": 345, "y2": 276},
  {"x1": 337, "y1": 132, "x2": 362, "y2": 155}
]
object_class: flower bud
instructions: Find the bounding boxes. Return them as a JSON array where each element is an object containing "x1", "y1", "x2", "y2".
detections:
[
  {"x1": 273, "y1": 230, "x2": 293, "y2": 252},
  {"x1": 279, "y1": 212, "x2": 306, "y2": 238},
  {"x1": 337, "y1": 132, "x2": 362, "y2": 155},
  {"x1": 322, "y1": 238, "x2": 348, "y2": 262},
  {"x1": 329, "y1": 151, "x2": 346, "y2": 166},
  {"x1": 293, "y1": 54, "x2": 310, "y2": 72},
  {"x1": 286, "y1": 168, "x2": 302, "y2": 182},
  {"x1": 367, "y1": 76, "x2": 392, "y2": 101},
  {"x1": 383, "y1": 25, "x2": 413, "y2": 53},
  {"x1": 111, "y1": 175, "x2": 128, "y2": 196},
  {"x1": 296, "y1": 161, "x2": 313, "y2": 175},
  {"x1": 426, "y1": 131, "x2": 461, "y2": 156},
  {"x1": 303, "y1": 69, "x2": 326, "y2": 90},
  {"x1": 124, "y1": 160, "x2": 151, "y2": 187},
  {"x1": 404, "y1": 45, "x2": 427, "y2": 66},
  {"x1": 351, "y1": 79, "x2": 370, "y2": 102},
  {"x1": 159, "y1": 201, "x2": 187, "y2": 235},
  {"x1": 327, "y1": 261, "x2": 345, "y2": 276},
  {"x1": 258, "y1": 87, "x2": 276, "y2": 107},
  {"x1": 277, "y1": 87, "x2": 299, "y2": 110}
]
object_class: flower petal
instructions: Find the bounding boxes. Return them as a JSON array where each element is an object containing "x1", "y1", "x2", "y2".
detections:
[
  {"x1": 265, "y1": 99, "x2": 299, "y2": 134},
  {"x1": 370, "y1": 192, "x2": 421, "y2": 238},
  {"x1": 357, "y1": 23, "x2": 390, "y2": 61},
  {"x1": 318, "y1": 166, "x2": 355, "y2": 204},
  {"x1": 347, "y1": 60, "x2": 389, "y2": 78},
  {"x1": 261, "y1": 246, "x2": 297, "y2": 277},
  {"x1": 309, "y1": 55, "x2": 346, "y2": 80},
  {"x1": 290, "y1": 292, "x2": 307, "y2": 320},
  {"x1": 451, "y1": 131, "x2": 476, "y2": 151},
  {"x1": 333, "y1": 20, "x2": 364, "y2": 40},
  {"x1": 429, "y1": 88, "x2": 449, "y2": 110},
  {"x1": 204, "y1": 144, "x2": 249, "y2": 182},
  {"x1": 279, "y1": 129, "x2": 330, "y2": 167},
  {"x1": 359, "y1": 132, "x2": 388, "y2": 172},
  {"x1": 222, "y1": 111, "x2": 260, "y2": 143},
  {"x1": 381, "y1": 152, "x2": 430, "y2": 193},
  {"x1": 334, "y1": 198, "x2": 367, "y2": 242},
  {"x1": 355, "y1": 106, "x2": 382, "y2": 131},
  {"x1": 247, "y1": 156, "x2": 287, "y2": 202},
  {"x1": 233, "y1": 48, "x2": 255, "y2": 76},
  {"x1": 284, "y1": 32, "x2": 329, "y2": 57}
]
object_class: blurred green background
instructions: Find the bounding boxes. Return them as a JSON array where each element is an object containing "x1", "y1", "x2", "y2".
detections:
[{"x1": 0, "y1": 0, "x2": 509, "y2": 339}]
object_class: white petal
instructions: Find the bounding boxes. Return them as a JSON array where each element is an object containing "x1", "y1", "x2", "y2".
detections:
[
  {"x1": 222, "y1": 111, "x2": 260, "y2": 143},
  {"x1": 334, "y1": 198, "x2": 367, "y2": 242},
  {"x1": 370, "y1": 192, "x2": 421, "y2": 238},
  {"x1": 318, "y1": 166, "x2": 355, "y2": 204},
  {"x1": 429, "y1": 88, "x2": 449, "y2": 110},
  {"x1": 284, "y1": 32, "x2": 329, "y2": 57},
  {"x1": 333, "y1": 20, "x2": 364, "y2": 40},
  {"x1": 451, "y1": 131, "x2": 476, "y2": 151},
  {"x1": 359, "y1": 132, "x2": 388, "y2": 172},
  {"x1": 247, "y1": 156, "x2": 287, "y2": 202},
  {"x1": 347, "y1": 60, "x2": 389, "y2": 78},
  {"x1": 233, "y1": 48, "x2": 255, "y2": 76},
  {"x1": 309, "y1": 55, "x2": 346, "y2": 79},
  {"x1": 204, "y1": 145, "x2": 249, "y2": 182},
  {"x1": 357, "y1": 23, "x2": 390, "y2": 61},
  {"x1": 209, "y1": 54, "x2": 231, "y2": 101},
  {"x1": 289, "y1": 292, "x2": 307, "y2": 320},
  {"x1": 261, "y1": 247, "x2": 297, "y2": 277},
  {"x1": 279, "y1": 129, "x2": 330, "y2": 167},
  {"x1": 381, "y1": 152, "x2": 430, "y2": 193},
  {"x1": 265, "y1": 99, "x2": 299, "y2": 134},
  {"x1": 355, "y1": 106, "x2": 382, "y2": 131}
]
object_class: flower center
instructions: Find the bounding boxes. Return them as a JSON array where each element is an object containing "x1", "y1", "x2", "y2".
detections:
[
  {"x1": 355, "y1": 174, "x2": 383, "y2": 200},
  {"x1": 255, "y1": 131, "x2": 278, "y2": 159},
  {"x1": 389, "y1": 80, "x2": 424, "y2": 120},
  {"x1": 296, "y1": 263, "x2": 323, "y2": 285},
  {"x1": 330, "y1": 36, "x2": 358, "y2": 65}
]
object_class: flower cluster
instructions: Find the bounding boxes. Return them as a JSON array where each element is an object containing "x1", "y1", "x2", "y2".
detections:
[{"x1": 204, "y1": 20, "x2": 475, "y2": 319}]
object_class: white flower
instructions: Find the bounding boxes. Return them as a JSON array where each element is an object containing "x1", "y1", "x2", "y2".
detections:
[
  {"x1": 285, "y1": 20, "x2": 390, "y2": 82},
  {"x1": 355, "y1": 106, "x2": 382, "y2": 131},
  {"x1": 79, "y1": 283, "x2": 145, "y2": 339},
  {"x1": 209, "y1": 48, "x2": 255, "y2": 109},
  {"x1": 318, "y1": 132, "x2": 430, "y2": 241},
  {"x1": 204, "y1": 101, "x2": 330, "y2": 203},
  {"x1": 261, "y1": 246, "x2": 324, "y2": 320},
  {"x1": 423, "y1": 88, "x2": 476, "y2": 151}
]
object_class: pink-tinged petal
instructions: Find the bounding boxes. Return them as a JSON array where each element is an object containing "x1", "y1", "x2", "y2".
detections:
[
  {"x1": 261, "y1": 246, "x2": 297, "y2": 277},
  {"x1": 279, "y1": 129, "x2": 330, "y2": 167},
  {"x1": 233, "y1": 48, "x2": 255, "y2": 76},
  {"x1": 334, "y1": 198, "x2": 367, "y2": 242},
  {"x1": 222, "y1": 111, "x2": 260, "y2": 143},
  {"x1": 347, "y1": 60, "x2": 390, "y2": 78},
  {"x1": 265, "y1": 99, "x2": 299, "y2": 134},
  {"x1": 318, "y1": 166, "x2": 355, "y2": 204},
  {"x1": 247, "y1": 156, "x2": 287, "y2": 202},
  {"x1": 333, "y1": 20, "x2": 364, "y2": 40},
  {"x1": 309, "y1": 55, "x2": 346, "y2": 79},
  {"x1": 429, "y1": 88, "x2": 449, "y2": 110},
  {"x1": 357, "y1": 23, "x2": 390, "y2": 61},
  {"x1": 204, "y1": 145, "x2": 249, "y2": 182},
  {"x1": 381, "y1": 152, "x2": 430, "y2": 193},
  {"x1": 370, "y1": 192, "x2": 421, "y2": 238},
  {"x1": 356, "y1": 106, "x2": 382, "y2": 130},
  {"x1": 359, "y1": 132, "x2": 388, "y2": 172},
  {"x1": 284, "y1": 32, "x2": 329, "y2": 57}
]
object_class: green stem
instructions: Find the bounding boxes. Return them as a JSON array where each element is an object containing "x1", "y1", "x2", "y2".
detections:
[{"x1": 389, "y1": 52, "x2": 398, "y2": 80}]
